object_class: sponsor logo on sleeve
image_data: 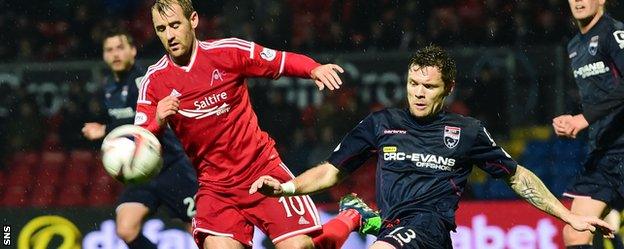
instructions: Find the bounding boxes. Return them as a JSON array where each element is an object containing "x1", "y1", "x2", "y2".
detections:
[
  {"x1": 260, "y1": 48, "x2": 277, "y2": 61},
  {"x1": 134, "y1": 112, "x2": 148, "y2": 125},
  {"x1": 614, "y1": 30, "x2": 624, "y2": 49}
]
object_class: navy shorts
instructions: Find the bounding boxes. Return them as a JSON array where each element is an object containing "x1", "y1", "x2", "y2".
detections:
[
  {"x1": 563, "y1": 153, "x2": 624, "y2": 210},
  {"x1": 377, "y1": 212, "x2": 452, "y2": 249},
  {"x1": 117, "y1": 157, "x2": 198, "y2": 222}
]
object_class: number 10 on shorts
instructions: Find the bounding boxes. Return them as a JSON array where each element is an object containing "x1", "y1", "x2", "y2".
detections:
[{"x1": 278, "y1": 196, "x2": 308, "y2": 217}]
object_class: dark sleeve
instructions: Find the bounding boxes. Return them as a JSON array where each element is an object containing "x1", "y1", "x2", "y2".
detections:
[
  {"x1": 104, "y1": 120, "x2": 114, "y2": 134},
  {"x1": 469, "y1": 123, "x2": 517, "y2": 178},
  {"x1": 327, "y1": 115, "x2": 377, "y2": 173},
  {"x1": 90, "y1": 88, "x2": 113, "y2": 135},
  {"x1": 583, "y1": 27, "x2": 624, "y2": 123},
  {"x1": 583, "y1": 86, "x2": 624, "y2": 123}
]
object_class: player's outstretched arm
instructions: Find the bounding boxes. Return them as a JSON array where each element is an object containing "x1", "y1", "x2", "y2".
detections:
[
  {"x1": 505, "y1": 165, "x2": 615, "y2": 237},
  {"x1": 249, "y1": 162, "x2": 346, "y2": 196}
]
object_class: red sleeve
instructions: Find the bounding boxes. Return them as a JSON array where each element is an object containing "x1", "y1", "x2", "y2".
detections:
[
  {"x1": 222, "y1": 38, "x2": 320, "y2": 79},
  {"x1": 135, "y1": 76, "x2": 165, "y2": 136},
  {"x1": 281, "y1": 51, "x2": 321, "y2": 78}
]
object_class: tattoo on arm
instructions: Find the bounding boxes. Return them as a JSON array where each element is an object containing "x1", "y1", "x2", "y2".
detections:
[
  {"x1": 506, "y1": 165, "x2": 567, "y2": 219},
  {"x1": 515, "y1": 177, "x2": 551, "y2": 213}
]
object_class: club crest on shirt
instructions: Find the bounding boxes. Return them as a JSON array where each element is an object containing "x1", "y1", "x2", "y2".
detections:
[
  {"x1": 443, "y1": 126, "x2": 461, "y2": 149},
  {"x1": 588, "y1": 35, "x2": 599, "y2": 56},
  {"x1": 210, "y1": 69, "x2": 225, "y2": 86}
]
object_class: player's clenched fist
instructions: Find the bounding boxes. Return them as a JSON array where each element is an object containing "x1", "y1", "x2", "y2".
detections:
[
  {"x1": 552, "y1": 114, "x2": 588, "y2": 139},
  {"x1": 82, "y1": 122, "x2": 106, "y2": 140},
  {"x1": 311, "y1": 64, "x2": 345, "y2": 91},
  {"x1": 156, "y1": 95, "x2": 180, "y2": 126},
  {"x1": 552, "y1": 114, "x2": 573, "y2": 137},
  {"x1": 249, "y1": 175, "x2": 284, "y2": 196}
]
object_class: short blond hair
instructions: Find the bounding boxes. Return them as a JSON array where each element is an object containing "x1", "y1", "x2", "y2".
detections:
[{"x1": 152, "y1": 0, "x2": 195, "y2": 19}]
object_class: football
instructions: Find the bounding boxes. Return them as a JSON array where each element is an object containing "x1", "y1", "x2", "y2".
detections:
[{"x1": 101, "y1": 125, "x2": 163, "y2": 184}]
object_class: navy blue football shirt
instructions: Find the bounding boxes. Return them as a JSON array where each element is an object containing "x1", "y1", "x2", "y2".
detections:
[
  {"x1": 102, "y1": 64, "x2": 188, "y2": 169},
  {"x1": 328, "y1": 108, "x2": 517, "y2": 229},
  {"x1": 567, "y1": 14, "x2": 624, "y2": 154}
]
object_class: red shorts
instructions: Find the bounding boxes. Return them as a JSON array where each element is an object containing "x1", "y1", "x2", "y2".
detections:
[{"x1": 192, "y1": 159, "x2": 322, "y2": 247}]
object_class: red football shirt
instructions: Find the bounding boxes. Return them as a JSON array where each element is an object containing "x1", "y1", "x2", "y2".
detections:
[{"x1": 135, "y1": 38, "x2": 320, "y2": 190}]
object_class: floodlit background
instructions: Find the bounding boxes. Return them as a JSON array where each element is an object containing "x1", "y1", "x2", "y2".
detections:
[{"x1": 1, "y1": 1, "x2": 623, "y2": 248}]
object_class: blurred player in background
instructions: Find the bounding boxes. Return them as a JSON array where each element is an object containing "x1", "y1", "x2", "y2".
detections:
[
  {"x1": 250, "y1": 45, "x2": 616, "y2": 249},
  {"x1": 82, "y1": 29, "x2": 198, "y2": 249},
  {"x1": 552, "y1": 0, "x2": 624, "y2": 248},
  {"x1": 135, "y1": 0, "x2": 376, "y2": 248}
]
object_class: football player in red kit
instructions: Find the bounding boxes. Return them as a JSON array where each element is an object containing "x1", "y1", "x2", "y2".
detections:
[{"x1": 135, "y1": 0, "x2": 377, "y2": 248}]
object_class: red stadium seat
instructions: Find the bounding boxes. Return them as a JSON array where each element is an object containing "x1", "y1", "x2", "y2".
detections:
[
  {"x1": 36, "y1": 164, "x2": 62, "y2": 187},
  {"x1": 1, "y1": 186, "x2": 29, "y2": 207},
  {"x1": 69, "y1": 149, "x2": 95, "y2": 168},
  {"x1": 0, "y1": 171, "x2": 5, "y2": 192},
  {"x1": 30, "y1": 187, "x2": 56, "y2": 208},
  {"x1": 9, "y1": 151, "x2": 40, "y2": 169},
  {"x1": 41, "y1": 133, "x2": 63, "y2": 151},
  {"x1": 6, "y1": 168, "x2": 32, "y2": 188},
  {"x1": 37, "y1": 151, "x2": 66, "y2": 188},
  {"x1": 91, "y1": 162, "x2": 115, "y2": 186},
  {"x1": 87, "y1": 184, "x2": 117, "y2": 206},
  {"x1": 64, "y1": 165, "x2": 89, "y2": 186},
  {"x1": 40, "y1": 151, "x2": 67, "y2": 168},
  {"x1": 55, "y1": 185, "x2": 86, "y2": 207}
]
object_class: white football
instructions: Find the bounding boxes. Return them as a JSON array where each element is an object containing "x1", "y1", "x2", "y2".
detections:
[{"x1": 101, "y1": 125, "x2": 163, "y2": 184}]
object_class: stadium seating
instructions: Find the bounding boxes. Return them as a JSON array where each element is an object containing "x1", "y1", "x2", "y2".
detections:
[{"x1": 0, "y1": 149, "x2": 122, "y2": 207}]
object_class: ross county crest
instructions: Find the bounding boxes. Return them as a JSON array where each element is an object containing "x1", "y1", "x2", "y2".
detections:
[
  {"x1": 444, "y1": 126, "x2": 461, "y2": 149},
  {"x1": 588, "y1": 35, "x2": 599, "y2": 56}
]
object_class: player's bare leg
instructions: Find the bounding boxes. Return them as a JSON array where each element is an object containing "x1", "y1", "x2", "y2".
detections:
[
  {"x1": 275, "y1": 235, "x2": 315, "y2": 249},
  {"x1": 203, "y1": 236, "x2": 245, "y2": 249},
  {"x1": 604, "y1": 209, "x2": 624, "y2": 249},
  {"x1": 605, "y1": 209, "x2": 621, "y2": 230},
  {"x1": 369, "y1": 241, "x2": 396, "y2": 249},
  {"x1": 116, "y1": 202, "x2": 154, "y2": 248},
  {"x1": 563, "y1": 197, "x2": 608, "y2": 246}
]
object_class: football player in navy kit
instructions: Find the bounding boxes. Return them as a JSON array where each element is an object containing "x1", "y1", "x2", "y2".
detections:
[
  {"x1": 552, "y1": 0, "x2": 624, "y2": 248},
  {"x1": 250, "y1": 45, "x2": 615, "y2": 248},
  {"x1": 82, "y1": 30, "x2": 198, "y2": 249}
]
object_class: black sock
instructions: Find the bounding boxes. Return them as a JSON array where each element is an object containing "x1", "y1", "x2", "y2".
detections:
[
  {"x1": 566, "y1": 245, "x2": 593, "y2": 249},
  {"x1": 127, "y1": 233, "x2": 157, "y2": 249},
  {"x1": 613, "y1": 234, "x2": 624, "y2": 249}
]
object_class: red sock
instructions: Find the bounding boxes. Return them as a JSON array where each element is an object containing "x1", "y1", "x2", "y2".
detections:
[{"x1": 312, "y1": 209, "x2": 361, "y2": 249}]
